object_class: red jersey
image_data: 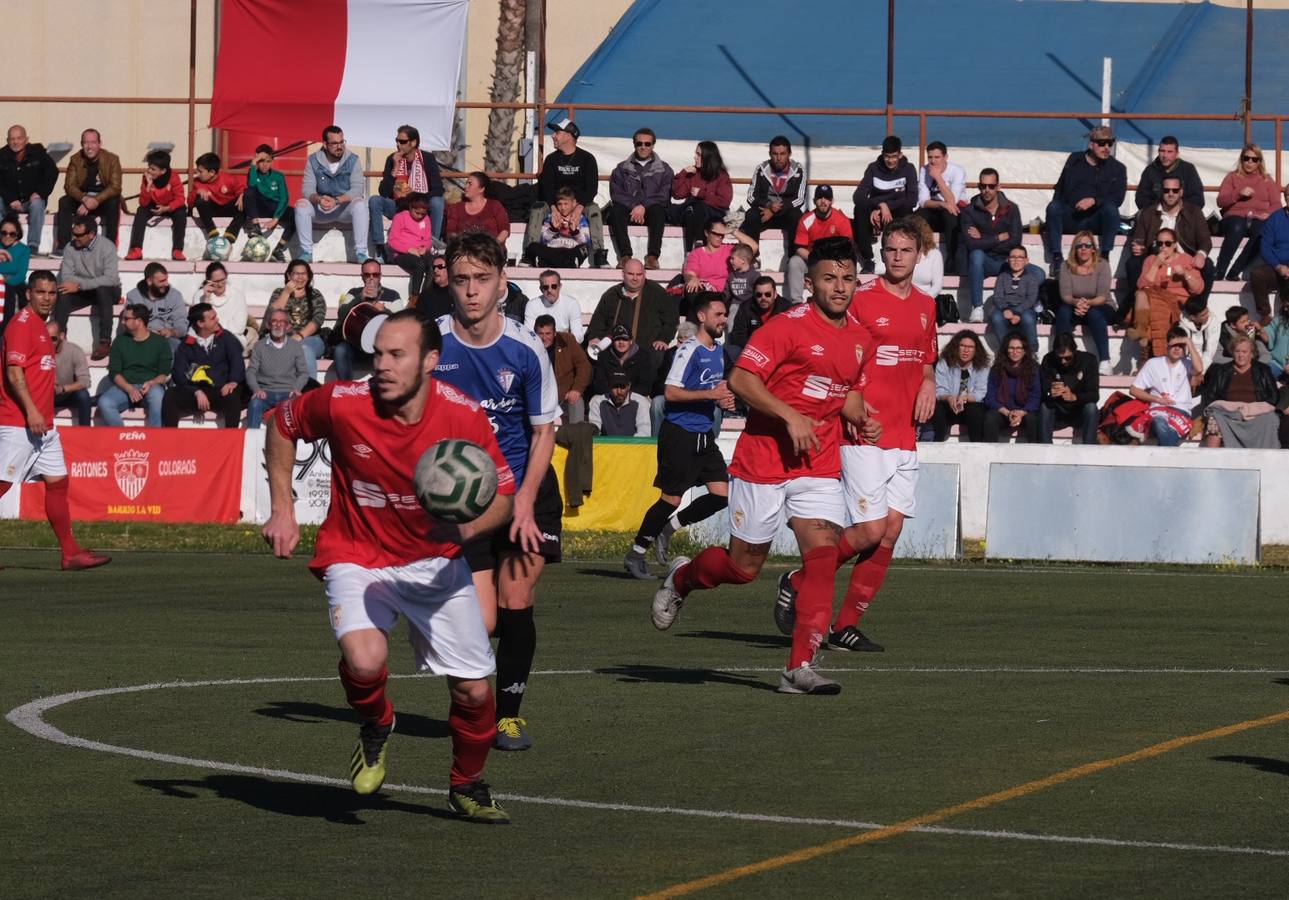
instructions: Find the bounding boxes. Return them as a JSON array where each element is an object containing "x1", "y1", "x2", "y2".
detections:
[
  {"x1": 187, "y1": 171, "x2": 244, "y2": 209},
  {"x1": 730, "y1": 303, "x2": 874, "y2": 483},
  {"x1": 274, "y1": 379, "x2": 516, "y2": 575},
  {"x1": 793, "y1": 208, "x2": 853, "y2": 251},
  {"x1": 846, "y1": 278, "x2": 938, "y2": 451},
  {"x1": 0, "y1": 307, "x2": 55, "y2": 427}
]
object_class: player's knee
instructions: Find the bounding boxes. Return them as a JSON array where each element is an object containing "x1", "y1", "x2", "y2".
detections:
[{"x1": 450, "y1": 677, "x2": 491, "y2": 707}]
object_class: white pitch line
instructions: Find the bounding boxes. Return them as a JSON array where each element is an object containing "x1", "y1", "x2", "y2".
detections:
[{"x1": 6, "y1": 677, "x2": 1289, "y2": 861}]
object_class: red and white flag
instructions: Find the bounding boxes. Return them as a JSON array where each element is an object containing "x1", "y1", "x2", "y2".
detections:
[{"x1": 210, "y1": 0, "x2": 467, "y2": 149}]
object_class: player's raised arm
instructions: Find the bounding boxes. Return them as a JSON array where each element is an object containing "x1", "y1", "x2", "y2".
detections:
[
  {"x1": 728, "y1": 367, "x2": 821, "y2": 455},
  {"x1": 263, "y1": 418, "x2": 300, "y2": 559}
]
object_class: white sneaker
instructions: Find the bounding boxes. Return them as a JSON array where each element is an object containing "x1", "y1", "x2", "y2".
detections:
[
  {"x1": 1099, "y1": 360, "x2": 1113, "y2": 376},
  {"x1": 777, "y1": 662, "x2": 842, "y2": 695},
  {"x1": 651, "y1": 556, "x2": 690, "y2": 631},
  {"x1": 968, "y1": 306, "x2": 984, "y2": 324}
]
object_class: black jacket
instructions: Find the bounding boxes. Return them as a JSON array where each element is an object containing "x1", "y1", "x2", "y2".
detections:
[
  {"x1": 171, "y1": 329, "x2": 246, "y2": 389},
  {"x1": 592, "y1": 343, "x2": 654, "y2": 399},
  {"x1": 1039, "y1": 350, "x2": 1100, "y2": 412},
  {"x1": 853, "y1": 155, "x2": 918, "y2": 217},
  {"x1": 1135, "y1": 157, "x2": 1204, "y2": 211},
  {"x1": 0, "y1": 142, "x2": 59, "y2": 205},
  {"x1": 1052, "y1": 151, "x2": 1127, "y2": 209},
  {"x1": 728, "y1": 295, "x2": 792, "y2": 353},
  {"x1": 1199, "y1": 360, "x2": 1280, "y2": 411},
  {"x1": 538, "y1": 148, "x2": 599, "y2": 207},
  {"x1": 959, "y1": 192, "x2": 1023, "y2": 259},
  {"x1": 586, "y1": 280, "x2": 678, "y2": 352}
]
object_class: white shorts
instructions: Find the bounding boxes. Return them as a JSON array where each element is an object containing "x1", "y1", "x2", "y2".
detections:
[
  {"x1": 841, "y1": 445, "x2": 918, "y2": 524},
  {"x1": 323, "y1": 557, "x2": 495, "y2": 680},
  {"x1": 727, "y1": 476, "x2": 846, "y2": 545},
  {"x1": 0, "y1": 425, "x2": 66, "y2": 483}
]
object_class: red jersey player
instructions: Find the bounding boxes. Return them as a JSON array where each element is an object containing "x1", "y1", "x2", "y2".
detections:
[
  {"x1": 0, "y1": 269, "x2": 109, "y2": 572},
  {"x1": 776, "y1": 219, "x2": 937, "y2": 652},
  {"x1": 263, "y1": 310, "x2": 518, "y2": 823},
  {"x1": 651, "y1": 237, "x2": 877, "y2": 695}
]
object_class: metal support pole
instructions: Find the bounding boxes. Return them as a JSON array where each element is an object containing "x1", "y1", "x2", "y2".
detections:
[
  {"x1": 536, "y1": 0, "x2": 547, "y2": 178},
  {"x1": 1244, "y1": 0, "x2": 1254, "y2": 146},
  {"x1": 885, "y1": 0, "x2": 895, "y2": 136},
  {"x1": 187, "y1": 0, "x2": 198, "y2": 182}
]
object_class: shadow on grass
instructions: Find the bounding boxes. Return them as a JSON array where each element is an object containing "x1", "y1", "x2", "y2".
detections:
[
  {"x1": 1211, "y1": 755, "x2": 1289, "y2": 777},
  {"x1": 678, "y1": 629, "x2": 791, "y2": 650},
  {"x1": 253, "y1": 701, "x2": 451, "y2": 740},
  {"x1": 594, "y1": 664, "x2": 775, "y2": 692},
  {"x1": 136, "y1": 776, "x2": 458, "y2": 824},
  {"x1": 574, "y1": 566, "x2": 645, "y2": 581}
]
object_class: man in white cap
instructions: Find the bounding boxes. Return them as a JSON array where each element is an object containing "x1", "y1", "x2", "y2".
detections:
[{"x1": 525, "y1": 118, "x2": 607, "y2": 267}]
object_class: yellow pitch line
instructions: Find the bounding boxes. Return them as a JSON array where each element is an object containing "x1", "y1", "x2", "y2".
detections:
[{"x1": 637, "y1": 707, "x2": 1289, "y2": 899}]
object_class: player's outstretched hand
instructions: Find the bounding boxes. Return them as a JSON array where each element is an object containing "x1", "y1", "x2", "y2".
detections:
[
  {"x1": 913, "y1": 380, "x2": 937, "y2": 424},
  {"x1": 785, "y1": 410, "x2": 823, "y2": 456},
  {"x1": 263, "y1": 511, "x2": 300, "y2": 559}
]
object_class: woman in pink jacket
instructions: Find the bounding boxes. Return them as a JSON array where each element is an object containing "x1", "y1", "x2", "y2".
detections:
[
  {"x1": 387, "y1": 193, "x2": 436, "y2": 295},
  {"x1": 671, "y1": 141, "x2": 733, "y2": 251},
  {"x1": 1214, "y1": 143, "x2": 1280, "y2": 281}
]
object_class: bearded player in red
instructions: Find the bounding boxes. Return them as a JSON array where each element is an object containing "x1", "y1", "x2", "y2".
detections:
[
  {"x1": 0, "y1": 269, "x2": 109, "y2": 572},
  {"x1": 263, "y1": 310, "x2": 517, "y2": 823},
  {"x1": 775, "y1": 219, "x2": 937, "y2": 651},
  {"x1": 651, "y1": 237, "x2": 878, "y2": 695}
]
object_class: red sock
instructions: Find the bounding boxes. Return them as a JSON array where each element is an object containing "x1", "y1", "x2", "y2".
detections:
[
  {"x1": 790, "y1": 533, "x2": 857, "y2": 592},
  {"x1": 789, "y1": 546, "x2": 839, "y2": 669},
  {"x1": 832, "y1": 544, "x2": 893, "y2": 631},
  {"x1": 337, "y1": 659, "x2": 394, "y2": 727},
  {"x1": 44, "y1": 478, "x2": 82, "y2": 560},
  {"x1": 449, "y1": 690, "x2": 496, "y2": 786},
  {"x1": 675, "y1": 546, "x2": 755, "y2": 597}
]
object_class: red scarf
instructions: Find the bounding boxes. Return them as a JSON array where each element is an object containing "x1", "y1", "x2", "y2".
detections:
[{"x1": 393, "y1": 150, "x2": 429, "y2": 194}]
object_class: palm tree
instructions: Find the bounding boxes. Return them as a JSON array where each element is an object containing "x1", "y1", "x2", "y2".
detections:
[{"x1": 483, "y1": 0, "x2": 526, "y2": 173}]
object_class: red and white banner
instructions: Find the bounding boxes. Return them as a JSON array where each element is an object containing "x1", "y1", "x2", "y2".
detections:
[
  {"x1": 210, "y1": 0, "x2": 468, "y2": 150},
  {"x1": 19, "y1": 428, "x2": 245, "y2": 524}
]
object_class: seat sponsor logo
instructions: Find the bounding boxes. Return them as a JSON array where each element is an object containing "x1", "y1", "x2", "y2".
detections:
[
  {"x1": 352, "y1": 480, "x2": 387, "y2": 508},
  {"x1": 39, "y1": 354, "x2": 55, "y2": 371},
  {"x1": 876, "y1": 345, "x2": 899, "y2": 366},
  {"x1": 113, "y1": 451, "x2": 149, "y2": 501},
  {"x1": 802, "y1": 374, "x2": 833, "y2": 400}
]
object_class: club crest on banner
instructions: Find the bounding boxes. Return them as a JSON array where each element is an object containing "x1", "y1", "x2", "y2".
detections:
[{"x1": 114, "y1": 451, "x2": 150, "y2": 500}]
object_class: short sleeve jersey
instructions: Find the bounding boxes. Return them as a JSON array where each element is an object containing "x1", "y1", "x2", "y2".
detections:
[
  {"x1": 730, "y1": 303, "x2": 874, "y2": 483},
  {"x1": 1132, "y1": 356, "x2": 1195, "y2": 410},
  {"x1": 434, "y1": 315, "x2": 558, "y2": 484},
  {"x1": 274, "y1": 380, "x2": 516, "y2": 575},
  {"x1": 0, "y1": 308, "x2": 55, "y2": 427},
  {"x1": 793, "y1": 209, "x2": 854, "y2": 251},
  {"x1": 664, "y1": 337, "x2": 724, "y2": 433},
  {"x1": 846, "y1": 278, "x2": 938, "y2": 451}
]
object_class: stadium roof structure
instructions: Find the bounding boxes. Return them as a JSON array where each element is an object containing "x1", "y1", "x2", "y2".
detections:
[{"x1": 551, "y1": 0, "x2": 1289, "y2": 150}]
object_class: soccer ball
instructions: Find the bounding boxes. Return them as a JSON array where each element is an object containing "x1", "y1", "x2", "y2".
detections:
[
  {"x1": 205, "y1": 234, "x2": 232, "y2": 261},
  {"x1": 413, "y1": 439, "x2": 498, "y2": 523},
  {"x1": 243, "y1": 235, "x2": 271, "y2": 262}
]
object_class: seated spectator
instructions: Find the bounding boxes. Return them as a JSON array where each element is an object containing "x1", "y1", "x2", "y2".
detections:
[
  {"x1": 1135, "y1": 135, "x2": 1204, "y2": 212},
  {"x1": 55, "y1": 129, "x2": 121, "y2": 253},
  {"x1": 1198, "y1": 332, "x2": 1282, "y2": 449},
  {"x1": 1045, "y1": 126, "x2": 1126, "y2": 273},
  {"x1": 585, "y1": 258, "x2": 677, "y2": 374},
  {"x1": 983, "y1": 331, "x2": 1040, "y2": 442},
  {"x1": 333, "y1": 258, "x2": 399, "y2": 380},
  {"x1": 525, "y1": 187, "x2": 590, "y2": 268},
  {"x1": 48, "y1": 318, "x2": 91, "y2": 426},
  {"x1": 187, "y1": 152, "x2": 246, "y2": 255},
  {"x1": 1248, "y1": 183, "x2": 1289, "y2": 325},
  {"x1": 1180, "y1": 296, "x2": 1224, "y2": 371},
  {"x1": 162, "y1": 303, "x2": 245, "y2": 428},
  {"x1": 959, "y1": 168, "x2": 1021, "y2": 323},
  {"x1": 734, "y1": 135, "x2": 806, "y2": 258},
  {"x1": 1054, "y1": 231, "x2": 1115, "y2": 375},
  {"x1": 191, "y1": 262, "x2": 251, "y2": 349},
  {"x1": 1125, "y1": 173, "x2": 1212, "y2": 308},
  {"x1": 264, "y1": 260, "x2": 327, "y2": 379},
  {"x1": 55, "y1": 216, "x2": 120, "y2": 360},
  {"x1": 99, "y1": 303, "x2": 171, "y2": 427},
  {"x1": 931, "y1": 329, "x2": 989, "y2": 442},
  {"x1": 1130, "y1": 228, "x2": 1204, "y2": 359},
  {"x1": 245, "y1": 308, "x2": 309, "y2": 428},
  {"x1": 0, "y1": 125, "x2": 57, "y2": 254},
  {"x1": 388, "y1": 193, "x2": 437, "y2": 295},
  {"x1": 525, "y1": 270, "x2": 585, "y2": 342},
  {"x1": 445, "y1": 172, "x2": 510, "y2": 245},
  {"x1": 1212, "y1": 305, "x2": 1276, "y2": 373},
  {"x1": 911, "y1": 214, "x2": 943, "y2": 299},
  {"x1": 989, "y1": 246, "x2": 1042, "y2": 352},
  {"x1": 1263, "y1": 301, "x2": 1289, "y2": 378},
  {"x1": 526, "y1": 119, "x2": 606, "y2": 267},
  {"x1": 122, "y1": 262, "x2": 188, "y2": 350},
  {"x1": 0, "y1": 214, "x2": 31, "y2": 318},
  {"x1": 786, "y1": 185, "x2": 853, "y2": 302},
  {"x1": 671, "y1": 140, "x2": 732, "y2": 252},
  {"x1": 727, "y1": 275, "x2": 789, "y2": 360},
  {"x1": 915, "y1": 141, "x2": 966, "y2": 274},
  {"x1": 684, "y1": 219, "x2": 754, "y2": 296},
  {"x1": 370, "y1": 125, "x2": 444, "y2": 260},
  {"x1": 534, "y1": 313, "x2": 591, "y2": 424},
  {"x1": 605, "y1": 128, "x2": 674, "y2": 269},
  {"x1": 294, "y1": 125, "x2": 368, "y2": 264},
  {"x1": 1129, "y1": 326, "x2": 1203, "y2": 446},
  {"x1": 502, "y1": 281, "x2": 530, "y2": 323},
  {"x1": 126, "y1": 149, "x2": 187, "y2": 261},
  {"x1": 414, "y1": 253, "x2": 451, "y2": 320},
  {"x1": 1039, "y1": 332, "x2": 1100, "y2": 444},
  {"x1": 243, "y1": 144, "x2": 294, "y2": 262},
  {"x1": 590, "y1": 324, "x2": 655, "y2": 400},
  {"x1": 1213, "y1": 144, "x2": 1278, "y2": 282},
  {"x1": 589, "y1": 370, "x2": 651, "y2": 436},
  {"x1": 724, "y1": 245, "x2": 760, "y2": 314},
  {"x1": 852, "y1": 135, "x2": 917, "y2": 274}
]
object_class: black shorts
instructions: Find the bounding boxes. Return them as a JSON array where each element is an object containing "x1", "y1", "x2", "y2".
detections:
[
  {"x1": 463, "y1": 465, "x2": 563, "y2": 572},
  {"x1": 654, "y1": 421, "x2": 728, "y2": 496}
]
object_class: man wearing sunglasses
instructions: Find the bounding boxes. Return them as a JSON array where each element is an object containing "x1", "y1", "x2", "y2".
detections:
[
  {"x1": 333, "y1": 259, "x2": 400, "y2": 381},
  {"x1": 1125, "y1": 174, "x2": 1213, "y2": 310},
  {"x1": 55, "y1": 216, "x2": 121, "y2": 361},
  {"x1": 1135, "y1": 136, "x2": 1204, "y2": 212},
  {"x1": 1045, "y1": 125, "x2": 1127, "y2": 274},
  {"x1": 606, "y1": 128, "x2": 674, "y2": 270},
  {"x1": 524, "y1": 270, "x2": 584, "y2": 343}
]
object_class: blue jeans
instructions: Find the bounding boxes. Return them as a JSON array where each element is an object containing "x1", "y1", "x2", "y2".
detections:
[
  {"x1": 990, "y1": 307, "x2": 1038, "y2": 353},
  {"x1": 368, "y1": 195, "x2": 444, "y2": 251},
  {"x1": 98, "y1": 383, "x2": 164, "y2": 426},
  {"x1": 53, "y1": 387, "x2": 93, "y2": 426},
  {"x1": 1040, "y1": 401, "x2": 1100, "y2": 444},
  {"x1": 299, "y1": 335, "x2": 326, "y2": 381},
  {"x1": 1152, "y1": 409, "x2": 1186, "y2": 447},
  {"x1": 1213, "y1": 215, "x2": 1263, "y2": 279},
  {"x1": 11, "y1": 197, "x2": 46, "y2": 251},
  {"x1": 332, "y1": 340, "x2": 368, "y2": 381},
  {"x1": 965, "y1": 250, "x2": 1006, "y2": 312},
  {"x1": 1053, "y1": 302, "x2": 1113, "y2": 361},
  {"x1": 246, "y1": 390, "x2": 292, "y2": 428},
  {"x1": 1045, "y1": 198, "x2": 1120, "y2": 263}
]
